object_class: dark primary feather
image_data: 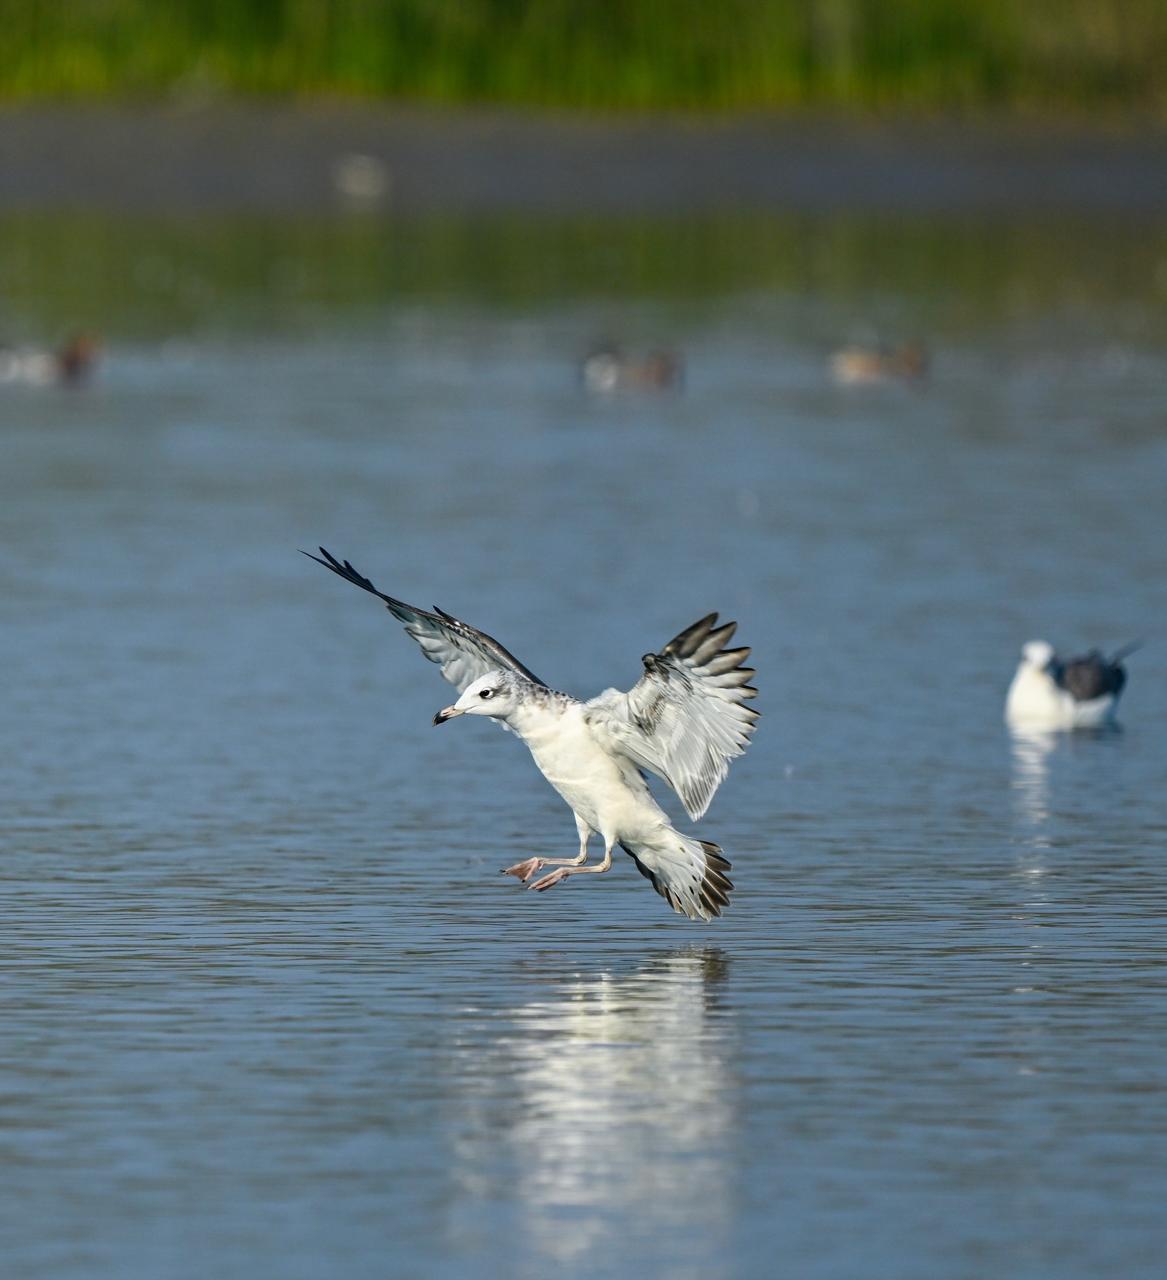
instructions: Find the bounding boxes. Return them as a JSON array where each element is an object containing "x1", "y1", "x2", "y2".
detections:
[
  {"x1": 1055, "y1": 650, "x2": 1127, "y2": 702},
  {"x1": 302, "y1": 546, "x2": 546, "y2": 691}
]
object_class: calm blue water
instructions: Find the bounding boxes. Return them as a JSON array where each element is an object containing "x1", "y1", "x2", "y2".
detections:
[{"x1": 2, "y1": 213, "x2": 1166, "y2": 1279}]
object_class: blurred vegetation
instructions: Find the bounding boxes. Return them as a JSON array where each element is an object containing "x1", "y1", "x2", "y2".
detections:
[
  {"x1": 0, "y1": 0, "x2": 1164, "y2": 114},
  {"x1": 3, "y1": 212, "x2": 1165, "y2": 343}
]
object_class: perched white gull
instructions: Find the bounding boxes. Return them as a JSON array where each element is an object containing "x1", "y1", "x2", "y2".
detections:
[
  {"x1": 305, "y1": 547, "x2": 758, "y2": 921},
  {"x1": 1005, "y1": 639, "x2": 1137, "y2": 731}
]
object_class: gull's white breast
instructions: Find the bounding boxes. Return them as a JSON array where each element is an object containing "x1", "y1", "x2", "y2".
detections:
[
  {"x1": 513, "y1": 700, "x2": 660, "y2": 836},
  {"x1": 1005, "y1": 666, "x2": 1116, "y2": 730}
]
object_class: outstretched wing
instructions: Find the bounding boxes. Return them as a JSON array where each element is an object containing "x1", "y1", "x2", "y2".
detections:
[
  {"x1": 585, "y1": 613, "x2": 758, "y2": 821},
  {"x1": 303, "y1": 547, "x2": 546, "y2": 692}
]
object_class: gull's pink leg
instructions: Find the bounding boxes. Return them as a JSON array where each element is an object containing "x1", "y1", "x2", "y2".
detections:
[
  {"x1": 503, "y1": 815, "x2": 591, "y2": 882},
  {"x1": 501, "y1": 849, "x2": 588, "y2": 881},
  {"x1": 529, "y1": 844, "x2": 614, "y2": 893}
]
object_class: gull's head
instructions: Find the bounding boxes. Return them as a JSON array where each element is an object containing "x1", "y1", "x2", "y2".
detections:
[
  {"x1": 1020, "y1": 640, "x2": 1056, "y2": 671},
  {"x1": 434, "y1": 670, "x2": 519, "y2": 725}
]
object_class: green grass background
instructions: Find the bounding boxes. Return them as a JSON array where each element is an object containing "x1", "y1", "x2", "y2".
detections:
[{"x1": 0, "y1": 0, "x2": 1164, "y2": 113}]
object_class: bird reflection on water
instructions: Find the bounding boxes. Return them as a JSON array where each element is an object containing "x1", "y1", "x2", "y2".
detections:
[
  {"x1": 1009, "y1": 729, "x2": 1058, "y2": 833},
  {"x1": 1008, "y1": 731, "x2": 1056, "y2": 979},
  {"x1": 446, "y1": 947, "x2": 735, "y2": 1273}
]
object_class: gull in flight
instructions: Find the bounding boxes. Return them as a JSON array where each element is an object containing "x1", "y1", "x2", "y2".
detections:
[
  {"x1": 1005, "y1": 639, "x2": 1138, "y2": 731},
  {"x1": 305, "y1": 548, "x2": 758, "y2": 921}
]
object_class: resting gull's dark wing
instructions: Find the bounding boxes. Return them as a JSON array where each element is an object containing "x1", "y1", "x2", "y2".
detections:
[
  {"x1": 303, "y1": 547, "x2": 546, "y2": 693},
  {"x1": 1057, "y1": 649, "x2": 1126, "y2": 703}
]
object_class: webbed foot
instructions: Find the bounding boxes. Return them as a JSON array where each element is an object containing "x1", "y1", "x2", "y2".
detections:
[
  {"x1": 529, "y1": 867, "x2": 570, "y2": 893},
  {"x1": 502, "y1": 857, "x2": 543, "y2": 882}
]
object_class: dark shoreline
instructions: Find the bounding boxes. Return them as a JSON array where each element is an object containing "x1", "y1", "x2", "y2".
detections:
[{"x1": 2, "y1": 105, "x2": 1166, "y2": 216}]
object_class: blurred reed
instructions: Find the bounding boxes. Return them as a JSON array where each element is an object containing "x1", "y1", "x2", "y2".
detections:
[
  {"x1": 0, "y1": 0, "x2": 1163, "y2": 114},
  {"x1": 4, "y1": 212, "x2": 1166, "y2": 341}
]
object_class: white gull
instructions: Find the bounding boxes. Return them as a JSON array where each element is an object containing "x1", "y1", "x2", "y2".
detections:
[
  {"x1": 1005, "y1": 639, "x2": 1137, "y2": 731},
  {"x1": 305, "y1": 547, "x2": 758, "y2": 921}
]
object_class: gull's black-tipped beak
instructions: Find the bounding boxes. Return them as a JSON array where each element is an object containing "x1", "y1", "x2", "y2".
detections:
[{"x1": 434, "y1": 705, "x2": 462, "y2": 725}]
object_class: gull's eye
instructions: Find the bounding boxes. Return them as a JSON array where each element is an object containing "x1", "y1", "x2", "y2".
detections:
[{"x1": 479, "y1": 688, "x2": 494, "y2": 700}]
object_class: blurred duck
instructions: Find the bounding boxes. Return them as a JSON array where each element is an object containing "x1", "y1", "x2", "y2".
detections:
[
  {"x1": 0, "y1": 332, "x2": 100, "y2": 387},
  {"x1": 830, "y1": 341, "x2": 927, "y2": 385},
  {"x1": 581, "y1": 344, "x2": 683, "y2": 394},
  {"x1": 1005, "y1": 639, "x2": 1138, "y2": 731}
]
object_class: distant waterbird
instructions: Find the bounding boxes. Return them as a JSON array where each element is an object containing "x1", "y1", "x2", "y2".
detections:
[
  {"x1": 1005, "y1": 639, "x2": 1139, "y2": 731},
  {"x1": 304, "y1": 548, "x2": 757, "y2": 921},
  {"x1": 332, "y1": 153, "x2": 391, "y2": 205},
  {"x1": 830, "y1": 341, "x2": 927, "y2": 386},
  {"x1": 0, "y1": 332, "x2": 100, "y2": 388},
  {"x1": 581, "y1": 343, "x2": 684, "y2": 394}
]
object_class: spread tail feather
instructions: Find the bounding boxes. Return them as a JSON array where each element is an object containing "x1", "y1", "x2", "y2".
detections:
[{"x1": 622, "y1": 835, "x2": 733, "y2": 922}]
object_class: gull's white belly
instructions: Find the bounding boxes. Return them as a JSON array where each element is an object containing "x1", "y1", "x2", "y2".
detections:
[
  {"x1": 1006, "y1": 668, "x2": 1069, "y2": 727},
  {"x1": 1005, "y1": 668, "x2": 1117, "y2": 731},
  {"x1": 520, "y1": 706, "x2": 660, "y2": 837}
]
